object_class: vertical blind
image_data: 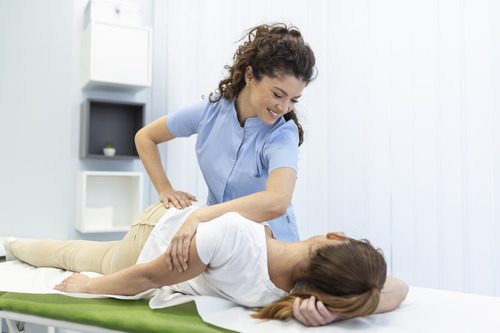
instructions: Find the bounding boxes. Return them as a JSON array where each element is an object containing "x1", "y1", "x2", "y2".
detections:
[{"x1": 154, "y1": 0, "x2": 500, "y2": 297}]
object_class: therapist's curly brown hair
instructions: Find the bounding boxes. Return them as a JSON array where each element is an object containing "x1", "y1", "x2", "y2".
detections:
[
  {"x1": 253, "y1": 239, "x2": 387, "y2": 321},
  {"x1": 210, "y1": 23, "x2": 317, "y2": 146}
]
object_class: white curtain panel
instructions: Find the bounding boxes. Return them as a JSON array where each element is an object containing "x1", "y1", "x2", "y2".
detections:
[{"x1": 153, "y1": 0, "x2": 500, "y2": 297}]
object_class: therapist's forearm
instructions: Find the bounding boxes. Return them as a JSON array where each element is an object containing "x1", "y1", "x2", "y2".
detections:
[
  {"x1": 194, "y1": 191, "x2": 288, "y2": 223},
  {"x1": 193, "y1": 168, "x2": 296, "y2": 223},
  {"x1": 135, "y1": 133, "x2": 173, "y2": 194}
]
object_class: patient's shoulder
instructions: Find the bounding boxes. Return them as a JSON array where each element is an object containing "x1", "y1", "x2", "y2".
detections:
[{"x1": 195, "y1": 213, "x2": 265, "y2": 265}]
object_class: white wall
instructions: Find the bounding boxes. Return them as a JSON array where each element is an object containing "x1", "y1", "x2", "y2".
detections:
[
  {"x1": 0, "y1": 0, "x2": 497, "y2": 298},
  {"x1": 0, "y1": 0, "x2": 154, "y2": 241},
  {"x1": 156, "y1": 0, "x2": 500, "y2": 297}
]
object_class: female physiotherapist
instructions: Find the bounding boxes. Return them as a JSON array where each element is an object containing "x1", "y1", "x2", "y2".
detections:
[
  {"x1": 136, "y1": 22, "x2": 314, "y2": 262},
  {"x1": 136, "y1": 24, "x2": 335, "y2": 326}
]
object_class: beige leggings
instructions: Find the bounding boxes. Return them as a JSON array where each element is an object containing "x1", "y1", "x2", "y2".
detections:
[{"x1": 9, "y1": 203, "x2": 168, "y2": 275}]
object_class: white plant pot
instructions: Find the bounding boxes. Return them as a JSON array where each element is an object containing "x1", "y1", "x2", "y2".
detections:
[{"x1": 103, "y1": 147, "x2": 116, "y2": 157}]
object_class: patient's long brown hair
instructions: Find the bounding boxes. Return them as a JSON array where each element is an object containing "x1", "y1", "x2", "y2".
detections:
[{"x1": 253, "y1": 239, "x2": 387, "y2": 320}]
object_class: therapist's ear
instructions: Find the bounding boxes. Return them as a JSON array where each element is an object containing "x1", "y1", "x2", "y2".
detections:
[
  {"x1": 245, "y1": 66, "x2": 254, "y2": 84},
  {"x1": 326, "y1": 232, "x2": 348, "y2": 241}
]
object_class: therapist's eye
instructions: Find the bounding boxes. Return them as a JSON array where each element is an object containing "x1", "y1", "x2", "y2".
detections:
[{"x1": 272, "y1": 92, "x2": 283, "y2": 99}]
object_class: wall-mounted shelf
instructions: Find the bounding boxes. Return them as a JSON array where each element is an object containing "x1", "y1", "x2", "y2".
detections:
[
  {"x1": 80, "y1": 99, "x2": 144, "y2": 159},
  {"x1": 76, "y1": 171, "x2": 143, "y2": 233}
]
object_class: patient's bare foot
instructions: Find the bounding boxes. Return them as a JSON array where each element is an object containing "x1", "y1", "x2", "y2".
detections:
[{"x1": 2, "y1": 237, "x2": 17, "y2": 261}]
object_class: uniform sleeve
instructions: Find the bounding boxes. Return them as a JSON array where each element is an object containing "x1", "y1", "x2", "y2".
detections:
[
  {"x1": 262, "y1": 121, "x2": 299, "y2": 173},
  {"x1": 166, "y1": 101, "x2": 207, "y2": 137},
  {"x1": 195, "y1": 214, "x2": 239, "y2": 265}
]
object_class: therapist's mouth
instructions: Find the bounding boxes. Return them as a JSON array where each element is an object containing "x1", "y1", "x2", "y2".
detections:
[{"x1": 267, "y1": 108, "x2": 279, "y2": 118}]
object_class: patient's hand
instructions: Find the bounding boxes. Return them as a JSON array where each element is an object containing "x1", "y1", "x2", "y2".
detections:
[
  {"x1": 293, "y1": 296, "x2": 339, "y2": 326},
  {"x1": 54, "y1": 273, "x2": 91, "y2": 293},
  {"x1": 164, "y1": 212, "x2": 200, "y2": 272}
]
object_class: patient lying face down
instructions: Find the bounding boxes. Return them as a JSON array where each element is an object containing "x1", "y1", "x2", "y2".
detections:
[{"x1": 6, "y1": 204, "x2": 408, "y2": 326}]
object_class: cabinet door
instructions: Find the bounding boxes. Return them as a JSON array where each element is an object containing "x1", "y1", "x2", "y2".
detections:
[{"x1": 89, "y1": 22, "x2": 152, "y2": 87}]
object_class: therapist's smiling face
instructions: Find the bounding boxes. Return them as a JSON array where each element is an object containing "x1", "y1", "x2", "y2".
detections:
[{"x1": 246, "y1": 69, "x2": 306, "y2": 125}]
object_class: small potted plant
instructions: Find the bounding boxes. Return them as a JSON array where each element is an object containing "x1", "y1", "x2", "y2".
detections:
[{"x1": 103, "y1": 143, "x2": 116, "y2": 157}]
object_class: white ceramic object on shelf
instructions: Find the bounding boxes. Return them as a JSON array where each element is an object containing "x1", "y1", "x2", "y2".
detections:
[{"x1": 103, "y1": 147, "x2": 116, "y2": 156}]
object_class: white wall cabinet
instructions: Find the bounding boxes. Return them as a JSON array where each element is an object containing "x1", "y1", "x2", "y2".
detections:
[
  {"x1": 76, "y1": 171, "x2": 143, "y2": 233},
  {"x1": 87, "y1": 0, "x2": 143, "y2": 27},
  {"x1": 81, "y1": 21, "x2": 152, "y2": 89}
]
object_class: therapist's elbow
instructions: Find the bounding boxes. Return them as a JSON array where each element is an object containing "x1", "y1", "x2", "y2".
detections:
[
  {"x1": 268, "y1": 206, "x2": 287, "y2": 219},
  {"x1": 134, "y1": 127, "x2": 147, "y2": 146},
  {"x1": 265, "y1": 195, "x2": 290, "y2": 219},
  {"x1": 135, "y1": 128, "x2": 154, "y2": 151},
  {"x1": 134, "y1": 128, "x2": 144, "y2": 148}
]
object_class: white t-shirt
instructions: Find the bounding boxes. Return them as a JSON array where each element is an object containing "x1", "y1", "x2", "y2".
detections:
[{"x1": 136, "y1": 206, "x2": 288, "y2": 307}]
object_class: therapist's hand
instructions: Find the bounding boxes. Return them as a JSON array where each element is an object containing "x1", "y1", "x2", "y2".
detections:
[
  {"x1": 164, "y1": 212, "x2": 200, "y2": 272},
  {"x1": 160, "y1": 189, "x2": 197, "y2": 209},
  {"x1": 293, "y1": 296, "x2": 339, "y2": 326}
]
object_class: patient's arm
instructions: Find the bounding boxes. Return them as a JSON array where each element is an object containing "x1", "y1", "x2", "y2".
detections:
[
  {"x1": 55, "y1": 237, "x2": 207, "y2": 296},
  {"x1": 375, "y1": 275, "x2": 409, "y2": 314}
]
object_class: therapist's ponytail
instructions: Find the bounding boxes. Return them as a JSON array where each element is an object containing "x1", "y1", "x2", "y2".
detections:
[
  {"x1": 253, "y1": 239, "x2": 386, "y2": 320},
  {"x1": 283, "y1": 111, "x2": 303, "y2": 146},
  {"x1": 210, "y1": 23, "x2": 316, "y2": 147}
]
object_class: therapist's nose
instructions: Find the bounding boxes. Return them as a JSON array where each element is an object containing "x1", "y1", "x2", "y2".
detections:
[{"x1": 276, "y1": 101, "x2": 290, "y2": 114}]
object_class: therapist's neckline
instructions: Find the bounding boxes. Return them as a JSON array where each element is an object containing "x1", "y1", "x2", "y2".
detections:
[
  {"x1": 234, "y1": 89, "x2": 255, "y2": 126},
  {"x1": 232, "y1": 100, "x2": 273, "y2": 129}
]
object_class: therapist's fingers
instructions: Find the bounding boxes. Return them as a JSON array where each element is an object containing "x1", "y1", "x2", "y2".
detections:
[
  {"x1": 180, "y1": 198, "x2": 191, "y2": 209},
  {"x1": 160, "y1": 189, "x2": 197, "y2": 209},
  {"x1": 170, "y1": 197, "x2": 182, "y2": 209},
  {"x1": 181, "y1": 192, "x2": 198, "y2": 207},
  {"x1": 185, "y1": 192, "x2": 197, "y2": 201},
  {"x1": 164, "y1": 194, "x2": 181, "y2": 209},
  {"x1": 173, "y1": 194, "x2": 186, "y2": 209},
  {"x1": 161, "y1": 197, "x2": 173, "y2": 209}
]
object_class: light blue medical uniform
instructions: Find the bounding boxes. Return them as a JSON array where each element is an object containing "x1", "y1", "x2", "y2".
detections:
[{"x1": 166, "y1": 97, "x2": 300, "y2": 241}]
